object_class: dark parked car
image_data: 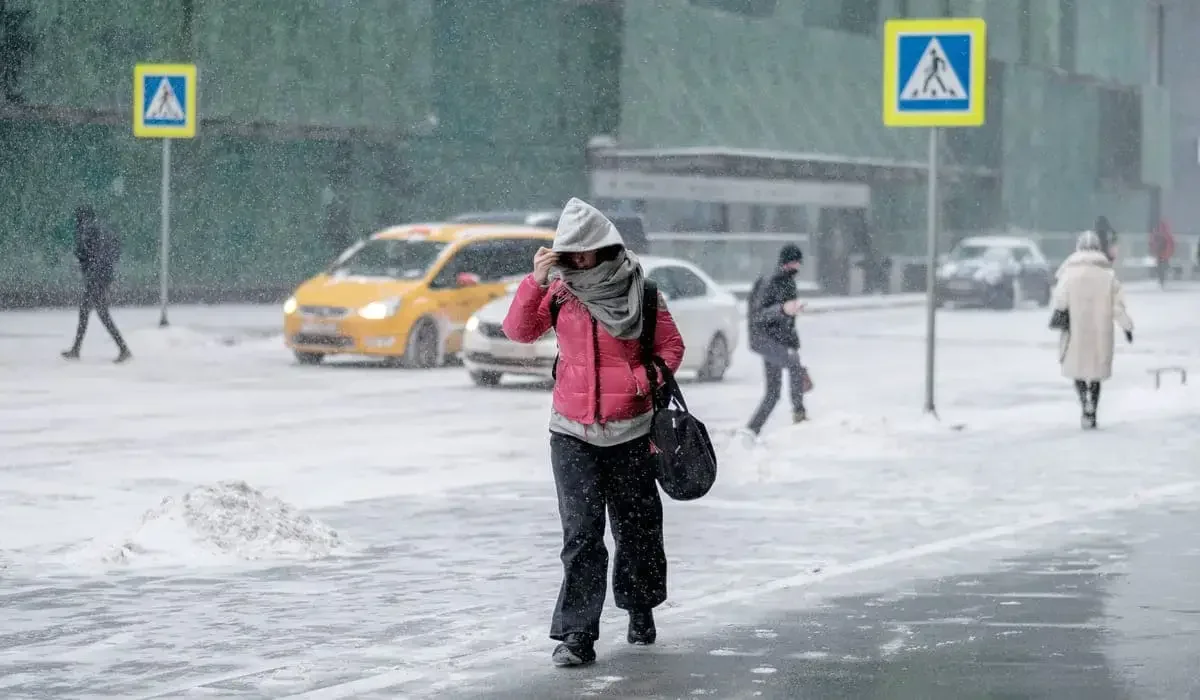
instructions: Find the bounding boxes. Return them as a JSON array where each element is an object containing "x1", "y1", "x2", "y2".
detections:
[
  {"x1": 936, "y1": 236, "x2": 1053, "y2": 310},
  {"x1": 451, "y1": 209, "x2": 649, "y2": 254}
]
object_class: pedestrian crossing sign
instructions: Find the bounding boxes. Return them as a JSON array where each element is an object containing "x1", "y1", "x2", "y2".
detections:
[
  {"x1": 133, "y1": 63, "x2": 198, "y2": 138},
  {"x1": 883, "y1": 18, "x2": 986, "y2": 127}
]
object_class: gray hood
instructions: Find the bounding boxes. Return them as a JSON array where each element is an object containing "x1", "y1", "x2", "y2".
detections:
[{"x1": 552, "y1": 198, "x2": 624, "y2": 253}]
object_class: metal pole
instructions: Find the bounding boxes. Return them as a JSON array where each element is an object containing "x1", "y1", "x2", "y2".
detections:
[
  {"x1": 159, "y1": 137, "x2": 172, "y2": 328},
  {"x1": 923, "y1": 127, "x2": 939, "y2": 415}
]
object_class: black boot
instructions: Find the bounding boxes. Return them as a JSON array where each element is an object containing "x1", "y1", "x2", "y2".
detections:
[
  {"x1": 1073, "y1": 380, "x2": 1094, "y2": 429},
  {"x1": 627, "y1": 609, "x2": 657, "y2": 645},
  {"x1": 61, "y1": 349, "x2": 81, "y2": 360},
  {"x1": 1085, "y1": 381, "x2": 1101, "y2": 429},
  {"x1": 552, "y1": 633, "x2": 596, "y2": 667}
]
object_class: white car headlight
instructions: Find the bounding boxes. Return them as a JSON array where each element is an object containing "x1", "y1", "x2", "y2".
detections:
[
  {"x1": 283, "y1": 296, "x2": 298, "y2": 314},
  {"x1": 359, "y1": 298, "x2": 401, "y2": 320},
  {"x1": 465, "y1": 315, "x2": 480, "y2": 333}
]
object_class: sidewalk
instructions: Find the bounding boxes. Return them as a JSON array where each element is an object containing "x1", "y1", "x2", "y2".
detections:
[{"x1": 459, "y1": 503, "x2": 1200, "y2": 700}]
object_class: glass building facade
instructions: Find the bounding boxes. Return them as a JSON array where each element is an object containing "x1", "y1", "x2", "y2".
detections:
[{"x1": 0, "y1": 0, "x2": 1172, "y2": 302}]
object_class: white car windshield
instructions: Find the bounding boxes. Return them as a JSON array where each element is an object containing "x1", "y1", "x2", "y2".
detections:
[
  {"x1": 330, "y1": 239, "x2": 447, "y2": 279},
  {"x1": 949, "y1": 244, "x2": 1013, "y2": 263}
]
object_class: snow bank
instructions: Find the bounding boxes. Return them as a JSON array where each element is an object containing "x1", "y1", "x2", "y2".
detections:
[{"x1": 72, "y1": 481, "x2": 343, "y2": 569}]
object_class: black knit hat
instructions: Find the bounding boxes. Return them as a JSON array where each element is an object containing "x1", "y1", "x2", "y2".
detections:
[{"x1": 778, "y1": 243, "x2": 804, "y2": 266}]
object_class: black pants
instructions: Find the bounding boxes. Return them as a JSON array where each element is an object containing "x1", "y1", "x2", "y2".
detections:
[
  {"x1": 549, "y1": 432, "x2": 667, "y2": 641},
  {"x1": 1074, "y1": 380, "x2": 1101, "y2": 414},
  {"x1": 747, "y1": 350, "x2": 805, "y2": 434},
  {"x1": 71, "y1": 277, "x2": 128, "y2": 352},
  {"x1": 1155, "y1": 259, "x2": 1168, "y2": 288}
]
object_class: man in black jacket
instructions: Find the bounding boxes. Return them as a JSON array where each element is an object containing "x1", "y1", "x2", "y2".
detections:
[
  {"x1": 62, "y1": 205, "x2": 132, "y2": 363},
  {"x1": 743, "y1": 244, "x2": 808, "y2": 437}
]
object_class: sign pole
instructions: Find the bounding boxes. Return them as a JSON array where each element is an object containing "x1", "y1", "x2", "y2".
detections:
[
  {"x1": 883, "y1": 17, "x2": 985, "y2": 416},
  {"x1": 135, "y1": 62, "x2": 196, "y2": 329},
  {"x1": 159, "y1": 137, "x2": 172, "y2": 328},
  {"x1": 923, "y1": 126, "x2": 939, "y2": 415}
]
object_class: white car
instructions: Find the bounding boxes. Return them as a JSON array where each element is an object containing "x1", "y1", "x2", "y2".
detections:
[{"x1": 462, "y1": 256, "x2": 740, "y2": 387}]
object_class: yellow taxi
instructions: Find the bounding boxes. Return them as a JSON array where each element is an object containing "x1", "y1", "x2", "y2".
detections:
[{"x1": 283, "y1": 223, "x2": 553, "y2": 367}]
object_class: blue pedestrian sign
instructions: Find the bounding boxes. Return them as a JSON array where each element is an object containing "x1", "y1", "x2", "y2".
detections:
[
  {"x1": 133, "y1": 63, "x2": 198, "y2": 138},
  {"x1": 883, "y1": 18, "x2": 986, "y2": 128}
]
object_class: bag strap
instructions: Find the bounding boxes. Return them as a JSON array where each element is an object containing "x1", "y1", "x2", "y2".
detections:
[
  {"x1": 747, "y1": 276, "x2": 763, "y2": 309},
  {"x1": 639, "y1": 279, "x2": 658, "y2": 379},
  {"x1": 549, "y1": 293, "x2": 562, "y2": 379},
  {"x1": 638, "y1": 279, "x2": 689, "y2": 413}
]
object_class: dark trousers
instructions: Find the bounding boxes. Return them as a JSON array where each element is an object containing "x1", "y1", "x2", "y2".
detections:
[
  {"x1": 747, "y1": 350, "x2": 805, "y2": 434},
  {"x1": 1074, "y1": 380, "x2": 1101, "y2": 415},
  {"x1": 549, "y1": 432, "x2": 667, "y2": 641},
  {"x1": 71, "y1": 277, "x2": 128, "y2": 352}
]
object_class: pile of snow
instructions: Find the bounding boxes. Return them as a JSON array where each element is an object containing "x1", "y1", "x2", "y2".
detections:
[{"x1": 86, "y1": 481, "x2": 343, "y2": 568}]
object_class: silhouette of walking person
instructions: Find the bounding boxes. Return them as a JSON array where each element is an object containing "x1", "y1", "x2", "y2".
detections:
[{"x1": 922, "y1": 48, "x2": 953, "y2": 96}]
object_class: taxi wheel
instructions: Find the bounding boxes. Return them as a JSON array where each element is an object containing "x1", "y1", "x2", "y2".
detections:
[
  {"x1": 294, "y1": 351, "x2": 324, "y2": 366},
  {"x1": 402, "y1": 318, "x2": 441, "y2": 369},
  {"x1": 470, "y1": 370, "x2": 502, "y2": 387}
]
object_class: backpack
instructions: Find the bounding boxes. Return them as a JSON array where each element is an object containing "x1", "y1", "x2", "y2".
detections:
[
  {"x1": 745, "y1": 277, "x2": 764, "y2": 335},
  {"x1": 550, "y1": 280, "x2": 718, "y2": 501}
]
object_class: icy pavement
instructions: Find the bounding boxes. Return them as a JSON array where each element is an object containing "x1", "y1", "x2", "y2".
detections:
[
  {"x1": 0, "y1": 288, "x2": 1197, "y2": 698},
  {"x1": 475, "y1": 503, "x2": 1200, "y2": 699}
]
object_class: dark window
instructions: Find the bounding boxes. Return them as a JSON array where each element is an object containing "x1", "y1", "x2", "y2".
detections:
[
  {"x1": 672, "y1": 267, "x2": 710, "y2": 299},
  {"x1": 1147, "y1": 1, "x2": 1165, "y2": 85},
  {"x1": 1097, "y1": 87, "x2": 1142, "y2": 186},
  {"x1": 1059, "y1": 0, "x2": 1077, "y2": 73},
  {"x1": 331, "y1": 239, "x2": 447, "y2": 280},
  {"x1": 1018, "y1": 0, "x2": 1032, "y2": 64},
  {"x1": 688, "y1": 0, "x2": 777, "y2": 18},
  {"x1": 655, "y1": 266, "x2": 709, "y2": 300},
  {"x1": 647, "y1": 267, "x2": 679, "y2": 299},
  {"x1": 433, "y1": 239, "x2": 538, "y2": 286}
]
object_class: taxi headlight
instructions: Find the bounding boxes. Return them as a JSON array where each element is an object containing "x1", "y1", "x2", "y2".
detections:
[{"x1": 359, "y1": 298, "x2": 401, "y2": 320}]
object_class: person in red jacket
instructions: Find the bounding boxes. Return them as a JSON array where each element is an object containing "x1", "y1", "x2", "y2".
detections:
[
  {"x1": 1149, "y1": 219, "x2": 1175, "y2": 289},
  {"x1": 503, "y1": 198, "x2": 685, "y2": 668}
]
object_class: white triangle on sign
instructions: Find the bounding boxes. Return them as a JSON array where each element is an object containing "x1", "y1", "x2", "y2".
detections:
[
  {"x1": 900, "y1": 37, "x2": 967, "y2": 100},
  {"x1": 145, "y1": 78, "x2": 186, "y2": 120}
]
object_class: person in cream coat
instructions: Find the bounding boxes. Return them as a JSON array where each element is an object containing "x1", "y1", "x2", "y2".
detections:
[{"x1": 1052, "y1": 231, "x2": 1134, "y2": 429}]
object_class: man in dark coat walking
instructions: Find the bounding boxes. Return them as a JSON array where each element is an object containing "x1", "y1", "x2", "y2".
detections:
[
  {"x1": 742, "y1": 243, "x2": 808, "y2": 438},
  {"x1": 62, "y1": 205, "x2": 131, "y2": 363}
]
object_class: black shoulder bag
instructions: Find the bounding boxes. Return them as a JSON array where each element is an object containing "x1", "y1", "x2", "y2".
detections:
[{"x1": 639, "y1": 280, "x2": 718, "y2": 501}]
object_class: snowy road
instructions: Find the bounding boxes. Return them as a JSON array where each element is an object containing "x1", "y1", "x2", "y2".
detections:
[{"x1": 1, "y1": 288, "x2": 1197, "y2": 698}]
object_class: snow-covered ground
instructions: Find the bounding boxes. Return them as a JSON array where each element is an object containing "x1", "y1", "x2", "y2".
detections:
[{"x1": 1, "y1": 287, "x2": 1197, "y2": 698}]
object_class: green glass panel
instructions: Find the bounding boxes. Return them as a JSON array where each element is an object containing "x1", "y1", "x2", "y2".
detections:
[{"x1": 1141, "y1": 85, "x2": 1171, "y2": 188}]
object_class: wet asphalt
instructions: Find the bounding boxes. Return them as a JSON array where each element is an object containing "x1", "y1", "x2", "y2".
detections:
[{"x1": 461, "y1": 503, "x2": 1200, "y2": 700}]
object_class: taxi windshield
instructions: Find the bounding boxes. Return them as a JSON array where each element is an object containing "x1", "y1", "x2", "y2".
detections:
[{"x1": 329, "y1": 238, "x2": 447, "y2": 279}]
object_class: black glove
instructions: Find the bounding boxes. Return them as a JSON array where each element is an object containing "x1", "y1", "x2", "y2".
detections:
[{"x1": 1124, "y1": 329, "x2": 1133, "y2": 343}]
